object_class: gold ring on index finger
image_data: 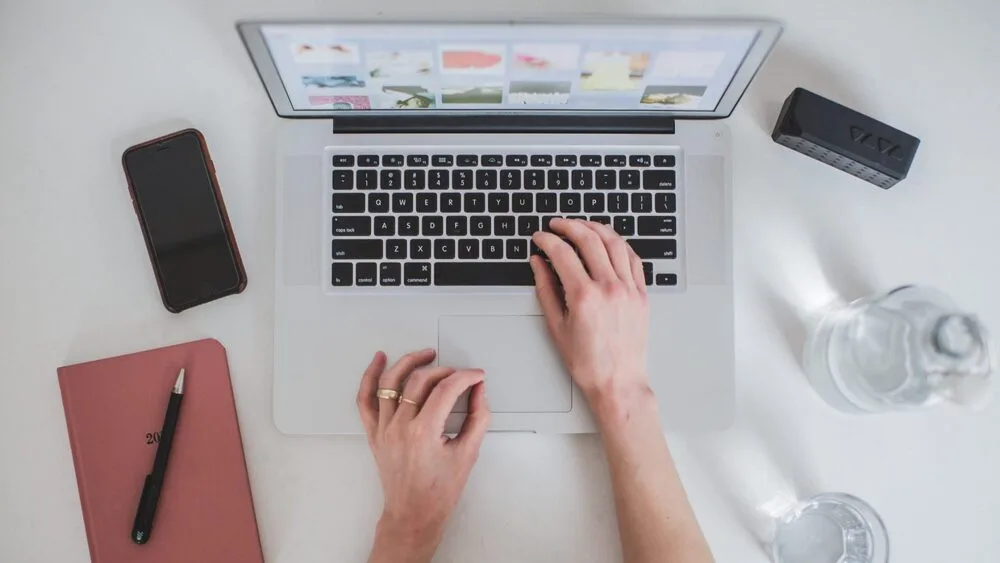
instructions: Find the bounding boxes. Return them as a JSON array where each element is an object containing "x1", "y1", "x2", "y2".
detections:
[{"x1": 375, "y1": 388, "x2": 400, "y2": 401}]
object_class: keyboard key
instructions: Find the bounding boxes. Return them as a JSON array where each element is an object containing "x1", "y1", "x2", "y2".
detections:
[
  {"x1": 620, "y1": 170, "x2": 640, "y2": 189},
  {"x1": 446, "y1": 216, "x2": 468, "y2": 236},
  {"x1": 358, "y1": 155, "x2": 379, "y2": 167},
  {"x1": 614, "y1": 216, "x2": 635, "y2": 236},
  {"x1": 416, "y1": 193, "x2": 437, "y2": 212},
  {"x1": 506, "y1": 239, "x2": 528, "y2": 259},
  {"x1": 380, "y1": 170, "x2": 401, "y2": 190},
  {"x1": 333, "y1": 239, "x2": 382, "y2": 259},
  {"x1": 374, "y1": 216, "x2": 395, "y2": 236},
  {"x1": 482, "y1": 239, "x2": 504, "y2": 259},
  {"x1": 596, "y1": 170, "x2": 616, "y2": 190},
  {"x1": 605, "y1": 155, "x2": 626, "y2": 167},
  {"x1": 530, "y1": 240, "x2": 544, "y2": 256},
  {"x1": 494, "y1": 216, "x2": 515, "y2": 236},
  {"x1": 476, "y1": 169, "x2": 498, "y2": 190},
  {"x1": 654, "y1": 155, "x2": 676, "y2": 167},
  {"x1": 332, "y1": 155, "x2": 355, "y2": 167},
  {"x1": 541, "y1": 216, "x2": 558, "y2": 232},
  {"x1": 458, "y1": 239, "x2": 480, "y2": 259},
  {"x1": 642, "y1": 262, "x2": 653, "y2": 286},
  {"x1": 631, "y1": 193, "x2": 652, "y2": 213},
  {"x1": 332, "y1": 216, "x2": 371, "y2": 236},
  {"x1": 464, "y1": 192, "x2": 485, "y2": 213},
  {"x1": 410, "y1": 239, "x2": 432, "y2": 259},
  {"x1": 398, "y1": 216, "x2": 419, "y2": 236},
  {"x1": 434, "y1": 239, "x2": 456, "y2": 259},
  {"x1": 638, "y1": 216, "x2": 676, "y2": 236},
  {"x1": 655, "y1": 273, "x2": 678, "y2": 286},
  {"x1": 457, "y1": 154, "x2": 478, "y2": 166},
  {"x1": 386, "y1": 239, "x2": 407, "y2": 259},
  {"x1": 332, "y1": 170, "x2": 353, "y2": 190},
  {"x1": 556, "y1": 155, "x2": 577, "y2": 167},
  {"x1": 500, "y1": 169, "x2": 521, "y2": 190},
  {"x1": 407, "y1": 155, "x2": 429, "y2": 167},
  {"x1": 332, "y1": 262, "x2": 353, "y2": 286},
  {"x1": 584, "y1": 193, "x2": 605, "y2": 213},
  {"x1": 512, "y1": 193, "x2": 533, "y2": 213},
  {"x1": 429, "y1": 169, "x2": 450, "y2": 189},
  {"x1": 590, "y1": 215, "x2": 612, "y2": 225},
  {"x1": 581, "y1": 155, "x2": 602, "y2": 167},
  {"x1": 627, "y1": 238, "x2": 677, "y2": 259},
  {"x1": 609, "y1": 192, "x2": 629, "y2": 213},
  {"x1": 452, "y1": 169, "x2": 473, "y2": 190},
  {"x1": 392, "y1": 193, "x2": 413, "y2": 213},
  {"x1": 356, "y1": 170, "x2": 377, "y2": 190},
  {"x1": 333, "y1": 193, "x2": 365, "y2": 213},
  {"x1": 356, "y1": 262, "x2": 377, "y2": 286},
  {"x1": 404, "y1": 263, "x2": 432, "y2": 286},
  {"x1": 560, "y1": 193, "x2": 581, "y2": 213},
  {"x1": 368, "y1": 193, "x2": 389, "y2": 213},
  {"x1": 643, "y1": 170, "x2": 676, "y2": 190},
  {"x1": 518, "y1": 215, "x2": 540, "y2": 236},
  {"x1": 655, "y1": 193, "x2": 677, "y2": 213},
  {"x1": 435, "y1": 262, "x2": 534, "y2": 286},
  {"x1": 441, "y1": 193, "x2": 462, "y2": 213},
  {"x1": 405, "y1": 170, "x2": 425, "y2": 190},
  {"x1": 481, "y1": 154, "x2": 503, "y2": 167},
  {"x1": 380, "y1": 262, "x2": 402, "y2": 286},
  {"x1": 488, "y1": 193, "x2": 509, "y2": 213},
  {"x1": 629, "y1": 155, "x2": 652, "y2": 167},
  {"x1": 422, "y1": 216, "x2": 443, "y2": 236},
  {"x1": 536, "y1": 193, "x2": 558, "y2": 213},
  {"x1": 524, "y1": 170, "x2": 545, "y2": 190},
  {"x1": 567, "y1": 215, "x2": 587, "y2": 221},
  {"x1": 383, "y1": 155, "x2": 405, "y2": 167},
  {"x1": 506, "y1": 154, "x2": 528, "y2": 166},
  {"x1": 531, "y1": 155, "x2": 553, "y2": 167},
  {"x1": 470, "y1": 215, "x2": 491, "y2": 236},
  {"x1": 548, "y1": 169, "x2": 569, "y2": 190},
  {"x1": 572, "y1": 170, "x2": 592, "y2": 190},
  {"x1": 432, "y1": 154, "x2": 454, "y2": 166}
]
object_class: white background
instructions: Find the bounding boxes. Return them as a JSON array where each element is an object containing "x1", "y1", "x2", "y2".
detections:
[{"x1": 2, "y1": 0, "x2": 999, "y2": 562}]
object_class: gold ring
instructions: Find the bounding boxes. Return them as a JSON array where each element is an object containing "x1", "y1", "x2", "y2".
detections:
[
  {"x1": 398, "y1": 397, "x2": 421, "y2": 408},
  {"x1": 375, "y1": 388, "x2": 400, "y2": 401}
]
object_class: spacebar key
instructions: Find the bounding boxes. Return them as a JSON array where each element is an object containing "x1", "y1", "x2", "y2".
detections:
[{"x1": 435, "y1": 262, "x2": 535, "y2": 286}]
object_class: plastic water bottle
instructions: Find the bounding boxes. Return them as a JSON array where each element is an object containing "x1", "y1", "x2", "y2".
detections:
[{"x1": 803, "y1": 286, "x2": 993, "y2": 413}]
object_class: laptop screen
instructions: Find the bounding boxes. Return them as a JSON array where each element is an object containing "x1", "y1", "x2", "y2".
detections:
[{"x1": 244, "y1": 21, "x2": 779, "y2": 118}]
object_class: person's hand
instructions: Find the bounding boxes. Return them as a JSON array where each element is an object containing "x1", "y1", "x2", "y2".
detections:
[
  {"x1": 530, "y1": 218, "x2": 652, "y2": 414},
  {"x1": 356, "y1": 349, "x2": 490, "y2": 563}
]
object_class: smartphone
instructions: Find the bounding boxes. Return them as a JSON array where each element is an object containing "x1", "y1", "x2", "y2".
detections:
[{"x1": 122, "y1": 129, "x2": 246, "y2": 313}]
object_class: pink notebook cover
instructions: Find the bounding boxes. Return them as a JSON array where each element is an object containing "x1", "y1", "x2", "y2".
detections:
[{"x1": 57, "y1": 339, "x2": 264, "y2": 563}]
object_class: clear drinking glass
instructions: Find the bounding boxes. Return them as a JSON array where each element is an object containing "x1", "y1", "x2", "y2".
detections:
[
  {"x1": 771, "y1": 493, "x2": 888, "y2": 563},
  {"x1": 803, "y1": 285, "x2": 993, "y2": 413}
]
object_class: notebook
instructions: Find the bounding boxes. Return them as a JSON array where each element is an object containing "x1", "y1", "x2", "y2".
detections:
[{"x1": 57, "y1": 338, "x2": 264, "y2": 563}]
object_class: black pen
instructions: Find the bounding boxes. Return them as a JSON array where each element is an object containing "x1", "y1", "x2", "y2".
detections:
[{"x1": 131, "y1": 368, "x2": 185, "y2": 544}]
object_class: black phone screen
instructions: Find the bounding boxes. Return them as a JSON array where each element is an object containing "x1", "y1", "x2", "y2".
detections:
[{"x1": 124, "y1": 131, "x2": 241, "y2": 311}]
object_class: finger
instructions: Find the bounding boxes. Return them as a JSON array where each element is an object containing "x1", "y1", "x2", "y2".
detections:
[
  {"x1": 418, "y1": 369, "x2": 486, "y2": 432},
  {"x1": 450, "y1": 381, "x2": 491, "y2": 455},
  {"x1": 396, "y1": 366, "x2": 455, "y2": 423},
  {"x1": 628, "y1": 245, "x2": 647, "y2": 295},
  {"x1": 531, "y1": 231, "x2": 588, "y2": 296},
  {"x1": 356, "y1": 351, "x2": 386, "y2": 442},
  {"x1": 585, "y1": 222, "x2": 635, "y2": 285},
  {"x1": 530, "y1": 255, "x2": 565, "y2": 334},
  {"x1": 549, "y1": 218, "x2": 617, "y2": 283},
  {"x1": 378, "y1": 348, "x2": 436, "y2": 431}
]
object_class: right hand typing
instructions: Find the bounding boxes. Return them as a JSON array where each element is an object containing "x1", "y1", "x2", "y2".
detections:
[{"x1": 530, "y1": 218, "x2": 653, "y2": 411}]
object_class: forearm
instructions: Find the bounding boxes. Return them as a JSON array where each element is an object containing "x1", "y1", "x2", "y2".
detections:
[
  {"x1": 591, "y1": 386, "x2": 714, "y2": 563},
  {"x1": 367, "y1": 514, "x2": 442, "y2": 563}
]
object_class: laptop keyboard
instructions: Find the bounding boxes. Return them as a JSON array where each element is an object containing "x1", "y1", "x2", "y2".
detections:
[{"x1": 327, "y1": 148, "x2": 682, "y2": 290}]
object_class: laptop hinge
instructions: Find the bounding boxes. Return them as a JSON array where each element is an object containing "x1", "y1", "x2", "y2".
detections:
[{"x1": 331, "y1": 114, "x2": 676, "y2": 135}]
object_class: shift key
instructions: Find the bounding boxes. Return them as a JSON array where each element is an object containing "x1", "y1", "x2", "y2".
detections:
[
  {"x1": 332, "y1": 239, "x2": 383, "y2": 259},
  {"x1": 627, "y1": 238, "x2": 676, "y2": 259}
]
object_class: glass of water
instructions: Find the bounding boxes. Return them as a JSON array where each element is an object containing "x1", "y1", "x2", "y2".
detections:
[{"x1": 771, "y1": 493, "x2": 888, "y2": 563}]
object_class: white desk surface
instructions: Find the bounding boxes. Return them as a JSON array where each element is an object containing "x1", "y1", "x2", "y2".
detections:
[{"x1": 2, "y1": 0, "x2": 999, "y2": 561}]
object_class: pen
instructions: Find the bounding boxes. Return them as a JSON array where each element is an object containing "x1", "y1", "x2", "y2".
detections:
[{"x1": 131, "y1": 368, "x2": 185, "y2": 544}]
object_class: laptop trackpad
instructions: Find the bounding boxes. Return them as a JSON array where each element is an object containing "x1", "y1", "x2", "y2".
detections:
[{"x1": 438, "y1": 316, "x2": 572, "y2": 413}]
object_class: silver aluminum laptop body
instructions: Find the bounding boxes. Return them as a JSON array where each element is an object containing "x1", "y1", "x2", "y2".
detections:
[{"x1": 238, "y1": 19, "x2": 782, "y2": 434}]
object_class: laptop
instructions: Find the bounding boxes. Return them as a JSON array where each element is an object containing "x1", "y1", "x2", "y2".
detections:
[{"x1": 237, "y1": 18, "x2": 782, "y2": 434}]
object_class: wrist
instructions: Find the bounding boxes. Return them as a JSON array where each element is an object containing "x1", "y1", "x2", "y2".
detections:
[
  {"x1": 369, "y1": 512, "x2": 443, "y2": 563},
  {"x1": 585, "y1": 377, "x2": 660, "y2": 432}
]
